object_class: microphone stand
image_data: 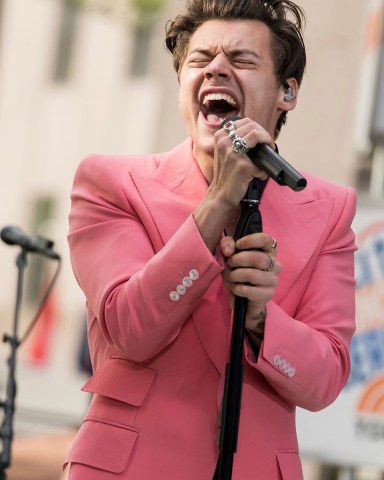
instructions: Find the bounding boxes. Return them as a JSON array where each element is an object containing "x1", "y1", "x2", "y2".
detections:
[
  {"x1": 0, "y1": 248, "x2": 27, "y2": 480},
  {"x1": 216, "y1": 179, "x2": 263, "y2": 480}
]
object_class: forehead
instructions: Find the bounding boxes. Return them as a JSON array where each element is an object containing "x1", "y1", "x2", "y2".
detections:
[{"x1": 187, "y1": 19, "x2": 273, "y2": 57}]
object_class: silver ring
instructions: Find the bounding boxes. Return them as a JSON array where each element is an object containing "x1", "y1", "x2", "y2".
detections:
[
  {"x1": 223, "y1": 120, "x2": 236, "y2": 132},
  {"x1": 232, "y1": 136, "x2": 249, "y2": 154},
  {"x1": 223, "y1": 120, "x2": 249, "y2": 154},
  {"x1": 263, "y1": 255, "x2": 275, "y2": 272}
]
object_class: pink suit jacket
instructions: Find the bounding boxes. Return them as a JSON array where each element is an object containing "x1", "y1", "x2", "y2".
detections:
[{"x1": 65, "y1": 139, "x2": 356, "y2": 479}]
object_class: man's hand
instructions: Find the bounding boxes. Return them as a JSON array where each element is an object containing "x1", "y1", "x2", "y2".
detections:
[{"x1": 220, "y1": 233, "x2": 281, "y2": 343}]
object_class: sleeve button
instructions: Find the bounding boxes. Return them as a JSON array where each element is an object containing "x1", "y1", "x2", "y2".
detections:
[
  {"x1": 274, "y1": 355, "x2": 280, "y2": 366},
  {"x1": 176, "y1": 285, "x2": 187, "y2": 295},
  {"x1": 182, "y1": 277, "x2": 193, "y2": 288},
  {"x1": 169, "y1": 291, "x2": 180, "y2": 302},
  {"x1": 189, "y1": 269, "x2": 199, "y2": 280},
  {"x1": 278, "y1": 359, "x2": 286, "y2": 370}
]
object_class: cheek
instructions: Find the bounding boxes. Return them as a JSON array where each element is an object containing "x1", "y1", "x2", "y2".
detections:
[
  {"x1": 178, "y1": 88, "x2": 189, "y2": 122},
  {"x1": 178, "y1": 70, "x2": 202, "y2": 109},
  {"x1": 245, "y1": 91, "x2": 280, "y2": 123},
  {"x1": 178, "y1": 90, "x2": 193, "y2": 124}
]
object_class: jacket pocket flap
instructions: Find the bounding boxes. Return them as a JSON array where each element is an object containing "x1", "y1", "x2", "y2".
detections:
[
  {"x1": 276, "y1": 451, "x2": 303, "y2": 480},
  {"x1": 82, "y1": 357, "x2": 156, "y2": 406},
  {"x1": 65, "y1": 419, "x2": 138, "y2": 474}
]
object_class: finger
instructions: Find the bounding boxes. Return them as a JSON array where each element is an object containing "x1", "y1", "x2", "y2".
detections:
[
  {"x1": 263, "y1": 255, "x2": 275, "y2": 272},
  {"x1": 227, "y1": 267, "x2": 279, "y2": 288},
  {"x1": 237, "y1": 127, "x2": 276, "y2": 153},
  {"x1": 231, "y1": 283, "x2": 274, "y2": 306},
  {"x1": 231, "y1": 118, "x2": 276, "y2": 151},
  {"x1": 236, "y1": 233, "x2": 277, "y2": 253},
  {"x1": 220, "y1": 236, "x2": 236, "y2": 258},
  {"x1": 228, "y1": 250, "x2": 281, "y2": 271},
  {"x1": 269, "y1": 237, "x2": 278, "y2": 254}
]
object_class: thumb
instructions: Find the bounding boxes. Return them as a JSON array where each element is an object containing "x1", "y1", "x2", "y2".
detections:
[{"x1": 220, "y1": 236, "x2": 236, "y2": 258}]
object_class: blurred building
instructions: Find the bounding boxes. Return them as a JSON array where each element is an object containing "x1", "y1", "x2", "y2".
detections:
[{"x1": 0, "y1": 0, "x2": 383, "y2": 478}]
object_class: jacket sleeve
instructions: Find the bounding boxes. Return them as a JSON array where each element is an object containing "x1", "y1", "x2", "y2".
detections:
[
  {"x1": 245, "y1": 186, "x2": 357, "y2": 411},
  {"x1": 68, "y1": 154, "x2": 224, "y2": 361}
]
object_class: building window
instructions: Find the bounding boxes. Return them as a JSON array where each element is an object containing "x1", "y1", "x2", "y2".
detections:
[
  {"x1": 128, "y1": 0, "x2": 165, "y2": 77},
  {"x1": 129, "y1": 21, "x2": 152, "y2": 77},
  {"x1": 354, "y1": 3, "x2": 384, "y2": 197},
  {"x1": 53, "y1": 0, "x2": 81, "y2": 82},
  {"x1": 355, "y1": 154, "x2": 375, "y2": 192}
]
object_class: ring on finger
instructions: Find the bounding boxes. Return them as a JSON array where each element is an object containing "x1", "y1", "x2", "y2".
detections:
[
  {"x1": 223, "y1": 120, "x2": 236, "y2": 132},
  {"x1": 271, "y1": 238, "x2": 277, "y2": 251},
  {"x1": 222, "y1": 120, "x2": 249, "y2": 154},
  {"x1": 263, "y1": 255, "x2": 275, "y2": 272},
  {"x1": 232, "y1": 135, "x2": 249, "y2": 154}
]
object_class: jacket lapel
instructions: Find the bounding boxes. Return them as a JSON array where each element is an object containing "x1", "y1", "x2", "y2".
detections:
[
  {"x1": 130, "y1": 139, "x2": 208, "y2": 248},
  {"x1": 261, "y1": 178, "x2": 334, "y2": 305}
]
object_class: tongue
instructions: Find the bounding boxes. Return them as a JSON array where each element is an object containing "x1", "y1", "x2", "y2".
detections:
[{"x1": 207, "y1": 113, "x2": 226, "y2": 124}]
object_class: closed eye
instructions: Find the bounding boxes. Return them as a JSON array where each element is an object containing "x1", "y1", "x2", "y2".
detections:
[
  {"x1": 226, "y1": 48, "x2": 262, "y2": 68},
  {"x1": 234, "y1": 60, "x2": 255, "y2": 67},
  {"x1": 231, "y1": 56, "x2": 258, "y2": 68},
  {"x1": 188, "y1": 59, "x2": 211, "y2": 67}
]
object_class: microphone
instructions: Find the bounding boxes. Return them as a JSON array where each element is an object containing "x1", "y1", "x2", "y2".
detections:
[
  {"x1": 221, "y1": 116, "x2": 307, "y2": 192},
  {"x1": 0, "y1": 226, "x2": 61, "y2": 260}
]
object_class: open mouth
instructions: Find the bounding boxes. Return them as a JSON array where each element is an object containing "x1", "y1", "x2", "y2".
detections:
[{"x1": 200, "y1": 93, "x2": 239, "y2": 125}]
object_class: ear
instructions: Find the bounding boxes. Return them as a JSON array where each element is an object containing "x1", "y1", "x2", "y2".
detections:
[{"x1": 279, "y1": 77, "x2": 299, "y2": 112}]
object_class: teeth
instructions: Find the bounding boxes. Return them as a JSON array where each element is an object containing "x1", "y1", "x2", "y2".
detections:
[{"x1": 202, "y1": 93, "x2": 237, "y2": 107}]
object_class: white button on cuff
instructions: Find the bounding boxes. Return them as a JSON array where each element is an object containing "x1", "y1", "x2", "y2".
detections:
[
  {"x1": 182, "y1": 277, "x2": 193, "y2": 288},
  {"x1": 283, "y1": 363, "x2": 291, "y2": 373},
  {"x1": 176, "y1": 285, "x2": 187, "y2": 295},
  {"x1": 169, "y1": 291, "x2": 180, "y2": 302},
  {"x1": 274, "y1": 355, "x2": 295, "y2": 377},
  {"x1": 189, "y1": 269, "x2": 199, "y2": 280}
]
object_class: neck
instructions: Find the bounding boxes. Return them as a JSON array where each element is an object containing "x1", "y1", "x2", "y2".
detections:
[{"x1": 192, "y1": 144, "x2": 214, "y2": 185}]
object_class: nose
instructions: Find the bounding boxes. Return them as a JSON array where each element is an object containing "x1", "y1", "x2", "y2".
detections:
[{"x1": 204, "y1": 54, "x2": 230, "y2": 80}]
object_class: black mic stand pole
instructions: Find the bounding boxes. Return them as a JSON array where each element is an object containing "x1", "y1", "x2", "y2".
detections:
[
  {"x1": 0, "y1": 248, "x2": 28, "y2": 480},
  {"x1": 216, "y1": 179, "x2": 263, "y2": 480}
]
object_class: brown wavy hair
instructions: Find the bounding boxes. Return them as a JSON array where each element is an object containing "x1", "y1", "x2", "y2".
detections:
[{"x1": 165, "y1": 0, "x2": 306, "y2": 135}]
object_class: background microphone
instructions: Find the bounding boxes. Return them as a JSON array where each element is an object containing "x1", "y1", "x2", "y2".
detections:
[
  {"x1": 0, "y1": 226, "x2": 61, "y2": 260},
  {"x1": 221, "y1": 116, "x2": 307, "y2": 192}
]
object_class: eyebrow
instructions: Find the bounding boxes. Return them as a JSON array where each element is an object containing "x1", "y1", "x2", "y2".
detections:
[
  {"x1": 226, "y1": 48, "x2": 263, "y2": 60},
  {"x1": 188, "y1": 47, "x2": 263, "y2": 61}
]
